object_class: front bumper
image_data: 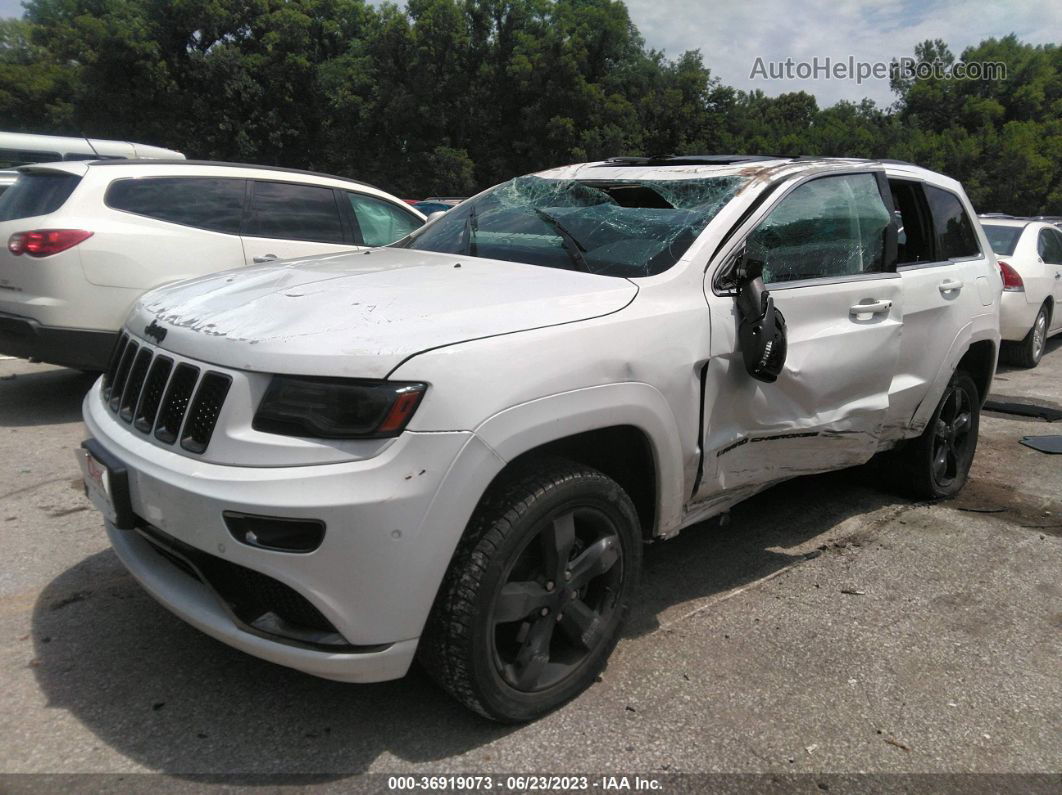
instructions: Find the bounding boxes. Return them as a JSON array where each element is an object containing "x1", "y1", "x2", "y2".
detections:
[
  {"x1": 0, "y1": 311, "x2": 116, "y2": 370},
  {"x1": 107, "y1": 520, "x2": 420, "y2": 682},
  {"x1": 84, "y1": 381, "x2": 500, "y2": 683}
]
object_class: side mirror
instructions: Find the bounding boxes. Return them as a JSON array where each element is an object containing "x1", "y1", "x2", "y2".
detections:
[
  {"x1": 426, "y1": 211, "x2": 447, "y2": 222},
  {"x1": 733, "y1": 247, "x2": 787, "y2": 383},
  {"x1": 732, "y1": 244, "x2": 766, "y2": 287}
]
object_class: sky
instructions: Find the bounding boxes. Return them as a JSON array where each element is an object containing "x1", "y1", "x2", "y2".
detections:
[
  {"x1": 2, "y1": 0, "x2": 1058, "y2": 108},
  {"x1": 623, "y1": 0, "x2": 1060, "y2": 107}
]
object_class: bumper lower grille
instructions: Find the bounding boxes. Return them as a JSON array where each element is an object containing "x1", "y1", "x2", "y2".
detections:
[
  {"x1": 102, "y1": 333, "x2": 228, "y2": 454},
  {"x1": 135, "y1": 522, "x2": 361, "y2": 651}
]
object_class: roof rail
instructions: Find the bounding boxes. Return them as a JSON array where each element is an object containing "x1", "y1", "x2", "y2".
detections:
[
  {"x1": 82, "y1": 159, "x2": 377, "y2": 189},
  {"x1": 596, "y1": 154, "x2": 925, "y2": 170},
  {"x1": 595, "y1": 154, "x2": 792, "y2": 167}
]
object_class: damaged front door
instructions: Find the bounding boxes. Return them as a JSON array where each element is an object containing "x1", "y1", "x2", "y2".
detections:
[{"x1": 696, "y1": 171, "x2": 903, "y2": 502}]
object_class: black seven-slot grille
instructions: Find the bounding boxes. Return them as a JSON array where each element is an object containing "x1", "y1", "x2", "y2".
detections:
[{"x1": 101, "y1": 333, "x2": 232, "y2": 454}]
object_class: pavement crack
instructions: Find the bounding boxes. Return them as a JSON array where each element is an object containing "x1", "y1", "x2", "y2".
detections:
[{"x1": 0, "y1": 477, "x2": 69, "y2": 502}]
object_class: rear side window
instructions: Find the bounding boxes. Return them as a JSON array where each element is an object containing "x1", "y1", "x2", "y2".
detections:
[
  {"x1": 245, "y1": 181, "x2": 345, "y2": 243},
  {"x1": 106, "y1": 177, "x2": 246, "y2": 235},
  {"x1": 0, "y1": 173, "x2": 82, "y2": 222},
  {"x1": 345, "y1": 192, "x2": 421, "y2": 246},
  {"x1": 748, "y1": 173, "x2": 892, "y2": 284},
  {"x1": 1039, "y1": 228, "x2": 1062, "y2": 265},
  {"x1": 889, "y1": 180, "x2": 934, "y2": 264},
  {"x1": 0, "y1": 148, "x2": 62, "y2": 168},
  {"x1": 982, "y1": 224, "x2": 1022, "y2": 256},
  {"x1": 924, "y1": 186, "x2": 980, "y2": 259}
]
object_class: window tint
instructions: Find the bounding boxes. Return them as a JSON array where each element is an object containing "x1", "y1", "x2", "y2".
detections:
[
  {"x1": 246, "y1": 181, "x2": 345, "y2": 243},
  {"x1": 346, "y1": 193, "x2": 421, "y2": 246},
  {"x1": 0, "y1": 149, "x2": 62, "y2": 169},
  {"x1": 982, "y1": 223, "x2": 1022, "y2": 256},
  {"x1": 748, "y1": 173, "x2": 891, "y2": 284},
  {"x1": 1039, "y1": 228, "x2": 1062, "y2": 265},
  {"x1": 0, "y1": 173, "x2": 81, "y2": 221},
  {"x1": 924, "y1": 186, "x2": 979, "y2": 259},
  {"x1": 105, "y1": 177, "x2": 246, "y2": 234}
]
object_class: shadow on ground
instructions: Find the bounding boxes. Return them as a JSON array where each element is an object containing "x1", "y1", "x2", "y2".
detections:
[
  {"x1": 30, "y1": 464, "x2": 905, "y2": 777},
  {"x1": 0, "y1": 366, "x2": 97, "y2": 427}
]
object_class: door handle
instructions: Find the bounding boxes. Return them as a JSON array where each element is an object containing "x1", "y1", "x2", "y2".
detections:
[
  {"x1": 938, "y1": 279, "x2": 964, "y2": 294},
  {"x1": 850, "y1": 299, "x2": 892, "y2": 316},
  {"x1": 1055, "y1": 272, "x2": 1061, "y2": 280},
  {"x1": 253, "y1": 254, "x2": 278, "y2": 263}
]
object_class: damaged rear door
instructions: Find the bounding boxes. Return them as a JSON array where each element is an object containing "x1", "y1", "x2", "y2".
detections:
[{"x1": 697, "y1": 171, "x2": 903, "y2": 499}]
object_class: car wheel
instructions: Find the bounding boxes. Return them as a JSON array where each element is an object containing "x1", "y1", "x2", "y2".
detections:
[
  {"x1": 897, "y1": 371, "x2": 980, "y2": 499},
  {"x1": 419, "y1": 457, "x2": 642, "y2": 722},
  {"x1": 1006, "y1": 304, "x2": 1049, "y2": 369}
]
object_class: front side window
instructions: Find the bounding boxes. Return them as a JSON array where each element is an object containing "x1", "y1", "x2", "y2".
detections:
[
  {"x1": 394, "y1": 174, "x2": 747, "y2": 277},
  {"x1": 1039, "y1": 228, "x2": 1062, "y2": 265},
  {"x1": 105, "y1": 177, "x2": 246, "y2": 234},
  {"x1": 924, "y1": 186, "x2": 979, "y2": 259},
  {"x1": 0, "y1": 173, "x2": 82, "y2": 222},
  {"x1": 747, "y1": 173, "x2": 892, "y2": 284},
  {"x1": 346, "y1": 193, "x2": 421, "y2": 246},
  {"x1": 982, "y1": 223, "x2": 1022, "y2": 256},
  {"x1": 246, "y1": 181, "x2": 345, "y2": 243}
]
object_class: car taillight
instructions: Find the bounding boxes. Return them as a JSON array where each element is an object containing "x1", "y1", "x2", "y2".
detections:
[
  {"x1": 996, "y1": 260, "x2": 1024, "y2": 292},
  {"x1": 8, "y1": 229, "x2": 93, "y2": 257}
]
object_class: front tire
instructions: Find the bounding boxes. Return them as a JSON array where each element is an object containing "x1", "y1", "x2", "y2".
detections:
[
  {"x1": 895, "y1": 372, "x2": 980, "y2": 499},
  {"x1": 419, "y1": 458, "x2": 642, "y2": 722},
  {"x1": 1005, "y1": 304, "x2": 1049, "y2": 369}
]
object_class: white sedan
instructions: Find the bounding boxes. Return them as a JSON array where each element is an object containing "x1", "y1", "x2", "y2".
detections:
[{"x1": 981, "y1": 217, "x2": 1062, "y2": 367}]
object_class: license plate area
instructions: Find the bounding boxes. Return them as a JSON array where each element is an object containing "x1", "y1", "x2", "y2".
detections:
[{"x1": 77, "y1": 439, "x2": 135, "y2": 529}]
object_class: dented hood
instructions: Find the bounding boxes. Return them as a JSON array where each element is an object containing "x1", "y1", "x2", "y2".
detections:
[{"x1": 130, "y1": 247, "x2": 638, "y2": 377}]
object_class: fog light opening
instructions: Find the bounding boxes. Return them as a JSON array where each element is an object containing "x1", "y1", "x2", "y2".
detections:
[{"x1": 223, "y1": 512, "x2": 326, "y2": 553}]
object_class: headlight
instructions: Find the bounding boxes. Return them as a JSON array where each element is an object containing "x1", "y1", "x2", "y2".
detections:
[{"x1": 252, "y1": 376, "x2": 427, "y2": 439}]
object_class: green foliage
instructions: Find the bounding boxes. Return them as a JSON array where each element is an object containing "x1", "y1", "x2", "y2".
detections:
[{"x1": 0, "y1": 1, "x2": 1058, "y2": 213}]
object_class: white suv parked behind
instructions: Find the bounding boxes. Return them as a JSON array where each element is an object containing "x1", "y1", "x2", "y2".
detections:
[
  {"x1": 0, "y1": 160, "x2": 423, "y2": 369},
  {"x1": 80, "y1": 155, "x2": 1001, "y2": 722}
]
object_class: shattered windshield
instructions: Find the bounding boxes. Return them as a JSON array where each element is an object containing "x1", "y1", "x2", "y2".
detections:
[{"x1": 392, "y1": 174, "x2": 747, "y2": 277}]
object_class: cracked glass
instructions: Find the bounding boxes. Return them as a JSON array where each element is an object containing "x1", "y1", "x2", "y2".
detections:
[
  {"x1": 392, "y1": 174, "x2": 748, "y2": 277},
  {"x1": 747, "y1": 173, "x2": 892, "y2": 284}
]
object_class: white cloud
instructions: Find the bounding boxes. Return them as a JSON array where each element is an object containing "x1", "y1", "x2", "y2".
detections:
[{"x1": 625, "y1": 0, "x2": 1060, "y2": 107}]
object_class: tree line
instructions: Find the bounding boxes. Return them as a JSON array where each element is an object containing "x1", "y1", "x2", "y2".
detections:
[{"x1": 1, "y1": 0, "x2": 1059, "y2": 213}]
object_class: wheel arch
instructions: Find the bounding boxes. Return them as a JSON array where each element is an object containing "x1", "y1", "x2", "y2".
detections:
[
  {"x1": 957, "y1": 338, "x2": 997, "y2": 405},
  {"x1": 473, "y1": 382, "x2": 688, "y2": 539}
]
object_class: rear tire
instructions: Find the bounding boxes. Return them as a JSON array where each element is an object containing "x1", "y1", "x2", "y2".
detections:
[
  {"x1": 894, "y1": 372, "x2": 980, "y2": 499},
  {"x1": 418, "y1": 458, "x2": 642, "y2": 722},
  {"x1": 1004, "y1": 304, "x2": 1048, "y2": 369}
]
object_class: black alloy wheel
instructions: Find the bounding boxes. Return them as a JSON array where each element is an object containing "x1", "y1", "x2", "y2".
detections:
[{"x1": 419, "y1": 458, "x2": 641, "y2": 722}]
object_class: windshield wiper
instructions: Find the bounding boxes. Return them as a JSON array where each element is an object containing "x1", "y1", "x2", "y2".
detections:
[
  {"x1": 533, "y1": 208, "x2": 590, "y2": 273},
  {"x1": 464, "y1": 204, "x2": 478, "y2": 257}
]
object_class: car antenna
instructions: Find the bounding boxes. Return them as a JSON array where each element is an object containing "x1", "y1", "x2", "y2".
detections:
[{"x1": 82, "y1": 134, "x2": 102, "y2": 159}]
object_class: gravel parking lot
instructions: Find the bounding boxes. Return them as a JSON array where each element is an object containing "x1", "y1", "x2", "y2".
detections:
[{"x1": 0, "y1": 344, "x2": 1059, "y2": 783}]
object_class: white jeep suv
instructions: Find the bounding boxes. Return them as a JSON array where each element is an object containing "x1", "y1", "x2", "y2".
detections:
[
  {"x1": 79, "y1": 155, "x2": 1001, "y2": 722},
  {"x1": 0, "y1": 160, "x2": 423, "y2": 370}
]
